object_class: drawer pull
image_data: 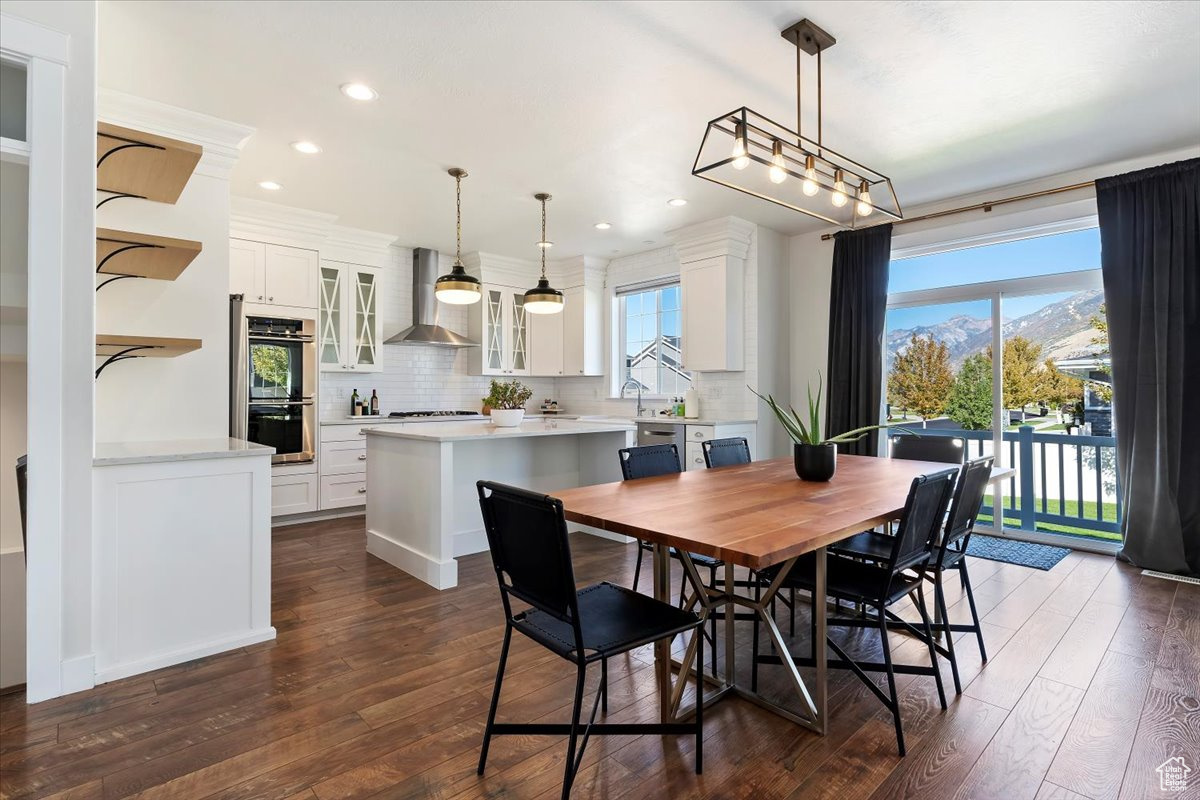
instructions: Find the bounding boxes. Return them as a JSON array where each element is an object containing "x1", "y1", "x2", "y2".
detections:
[
  {"x1": 693, "y1": 431, "x2": 704, "y2": 438},
  {"x1": 357, "y1": 487, "x2": 367, "y2": 494},
  {"x1": 357, "y1": 454, "x2": 367, "y2": 461},
  {"x1": 358, "y1": 430, "x2": 367, "y2": 435}
]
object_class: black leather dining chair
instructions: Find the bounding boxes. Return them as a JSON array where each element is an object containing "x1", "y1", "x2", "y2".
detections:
[
  {"x1": 831, "y1": 456, "x2": 995, "y2": 694},
  {"x1": 476, "y1": 481, "x2": 704, "y2": 798},
  {"x1": 700, "y1": 437, "x2": 751, "y2": 468},
  {"x1": 889, "y1": 433, "x2": 966, "y2": 464},
  {"x1": 619, "y1": 444, "x2": 720, "y2": 675},
  {"x1": 752, "y1": 468, "x2": 958, "y2": 756}
]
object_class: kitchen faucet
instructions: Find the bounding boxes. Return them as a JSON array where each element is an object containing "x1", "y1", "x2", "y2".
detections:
[{"x1": 620, "y1": 378, "x2": 645, "y2": 418}]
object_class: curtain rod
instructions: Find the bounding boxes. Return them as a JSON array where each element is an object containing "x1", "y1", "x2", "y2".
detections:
[{"x1": 819, "y1": 179, "x2": 1096, "y2": 241}]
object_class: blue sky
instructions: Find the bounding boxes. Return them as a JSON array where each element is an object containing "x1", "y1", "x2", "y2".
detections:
[{"x1": 887, "y1": 227, "x2": 1100, "y2": 329}]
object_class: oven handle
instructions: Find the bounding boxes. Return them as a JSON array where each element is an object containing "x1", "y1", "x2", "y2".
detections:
[
  {"x1": 248, "y1": 399, "x2": 315, "y2": 406},
  {"x1": 249, "y1": 334, "x2": 316, "y2": 344}
]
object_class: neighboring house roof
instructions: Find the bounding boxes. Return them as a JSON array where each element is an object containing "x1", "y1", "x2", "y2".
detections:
[
  {"x1": 1055, "y1": 355, "x2": 1112, "y2": 385},
  {"x1": 628, "y1": 337, "x2": 689, "y2": 381}
]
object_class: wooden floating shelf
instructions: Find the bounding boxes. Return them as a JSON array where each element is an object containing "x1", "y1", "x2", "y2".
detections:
[
  {"x1": 96, "y1": 334, "x2": 202, "y2": 358},
  {"x1": 96, "y1": 228, "x2": 202, "y2": 281},
  {"x1": 95, "y1": 334, "x2": 202, "y2": 378},
  {"x1": 96, "y1": 122, "x2": 202, "y2": 204}
]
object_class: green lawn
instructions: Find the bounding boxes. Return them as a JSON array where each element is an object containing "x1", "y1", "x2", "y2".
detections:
[{"x1": 978, "y1": 495, "x2": 1122, "y2": 542}]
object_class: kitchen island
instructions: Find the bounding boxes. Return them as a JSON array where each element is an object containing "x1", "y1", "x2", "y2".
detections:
[{"x1": 365, "y1": 418, "x2": 636, "y2": 589}]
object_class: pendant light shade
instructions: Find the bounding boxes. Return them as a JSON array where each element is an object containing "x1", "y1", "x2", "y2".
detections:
[
  {"x1": 524, "y1": 193, "x2": 564, "y2": 315},
  {"x1": 435, "y1": 168, "x2": 482, "y2": 305}
]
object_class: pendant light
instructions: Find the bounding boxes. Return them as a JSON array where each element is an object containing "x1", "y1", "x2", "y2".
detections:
[
  {"x1": 434, "y1": 167, "x2": 482, "y2": 305},
  {"x1": 523, "y1": 192, "x2": 564, "y2": 315},
  {"x1": 691, "y1": 18, "x2": 902, "y2": 228}
]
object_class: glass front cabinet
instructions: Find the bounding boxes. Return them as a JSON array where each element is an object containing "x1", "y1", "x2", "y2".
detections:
[
  {"x1": 319, "y1": 261, "x2": 381, "y2": 373},
  {"x1": 470, "y1": 284, "x2": 530, "y2": 376}
]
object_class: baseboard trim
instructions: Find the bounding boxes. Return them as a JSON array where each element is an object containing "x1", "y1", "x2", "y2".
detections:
[
  {"x1": 366, "y1": 528, "x2": 457, "y2": 590},
  {"x1": 93, "y1": 627, "x2": 277, "y2": 685},
  {"x1": 272, "y1": 508, "x2": 364, "y2": 528},
  {"x1": 453, "y1": 528, "x2": 488, "y2": 558}
]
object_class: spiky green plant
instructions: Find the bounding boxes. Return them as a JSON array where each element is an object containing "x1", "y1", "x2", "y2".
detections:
[{"x1": 750, "y1": 376, "x2": 910, "y2": 445}]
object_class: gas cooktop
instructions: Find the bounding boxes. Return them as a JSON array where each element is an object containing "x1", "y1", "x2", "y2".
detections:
[{"x1": 388, "y1": 410, "x2": 481, "y2": 418}]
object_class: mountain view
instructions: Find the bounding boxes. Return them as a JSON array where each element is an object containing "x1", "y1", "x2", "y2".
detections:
[{"x1": 887, "y1": 289, "x2": 1104, "y2": 369}]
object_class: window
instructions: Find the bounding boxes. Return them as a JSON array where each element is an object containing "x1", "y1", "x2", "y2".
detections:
[
  {"x1": 618, "y1": 282, "x2": 692, "y2": 396},
  {"x1": 884, "y1": 226, "x2": 1119, "y2": 547}
]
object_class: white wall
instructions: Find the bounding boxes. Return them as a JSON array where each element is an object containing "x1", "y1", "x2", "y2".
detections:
[
  {"x1": 318, "y1": 248, "x2": 558, "y2": 419},
  {"x1": 95, "y1": 166, "x2": 232, "y2": 441},
  {"x1": 788, "y1": 145, "x2": 1200, "y2": 412}
]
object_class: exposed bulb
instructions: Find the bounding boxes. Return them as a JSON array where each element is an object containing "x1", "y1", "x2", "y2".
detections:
[
  {"x1": 831, "y1": 170, "x2": 848, "y2": 208},
  {"x1": 768, "y1": 140, "x2": 788, "y2": 184},
  {"x1": 802, "y1": 155, "x2": 819, "y2": 197},
  {"x1": 731, "y1": 122, "x2": 749, "y2": 170},
  {"x1": 856, "y1": 181, "x2": 874, "y2": 217}
]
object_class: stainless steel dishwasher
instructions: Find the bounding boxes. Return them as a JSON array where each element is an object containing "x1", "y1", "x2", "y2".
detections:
[{"x1": 637, "y1": 421, "x2": 684, "y2": 450}]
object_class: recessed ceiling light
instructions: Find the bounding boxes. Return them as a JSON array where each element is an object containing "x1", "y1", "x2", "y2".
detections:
[
  {"x1": 667, "y1": 198, "x2": 687, "y2": 207},
  {"x1": 594, "y1": 222, "x2": 612, "y2": 230},
  {"x1": 291, "y1": 141, "x2": 322, "y2": 155},
  {"x1": 340, "y1": 82, "x2": 378, "y2": 101},
  {"x1": 258, "y1": 180, "x2": 282, "y2": 191}
]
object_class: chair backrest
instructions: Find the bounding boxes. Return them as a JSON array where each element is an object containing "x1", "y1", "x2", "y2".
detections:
[
  {"x1": 890, "y1": 434, "x2": 965, "y2": 464},
  {"x1": 886, "y1": 468, "x2": 959, "y2": 579},
  {"x1": 702, "y1": 437, "x2": 751, "y2": 469},
  {"x1": 477, "y1": 481, "x2": 581, "y2": 640},
  {"x1": 939, "y1": 455, "x2": 994, "y2": 563},
  {"x1": 15, "y1": 455, "x2": 26, "y2": 562},
  {"x1": 618, "y1": 443, "x2": 681, "y2": 480}
]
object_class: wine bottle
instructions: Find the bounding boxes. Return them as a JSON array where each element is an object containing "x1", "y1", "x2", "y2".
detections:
[
  {"x1": 350, "y1": 388, "x2": 359, "y2": 416},
  {"x1": 369, "y1": 389, "x2": 379, "y2": 416}
]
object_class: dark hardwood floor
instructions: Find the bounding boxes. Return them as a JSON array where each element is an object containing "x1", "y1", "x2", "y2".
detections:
[{"x1": 2, "y1": 516, "x2": 1197, "y2": 799}]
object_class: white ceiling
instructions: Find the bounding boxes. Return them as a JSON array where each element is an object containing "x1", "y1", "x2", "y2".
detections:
[{"x1": 98, "y1": 0, "x2": 1200, "y2": 260}]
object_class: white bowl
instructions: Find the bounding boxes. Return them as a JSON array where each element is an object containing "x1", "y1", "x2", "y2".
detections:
[{"x1": 490, "y1": 409, "x2": 526, "y2": 428}]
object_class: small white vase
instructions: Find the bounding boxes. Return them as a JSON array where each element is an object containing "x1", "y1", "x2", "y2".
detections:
[{"x1": 490, "y1": 408, "x2": 526, "y2": 428}]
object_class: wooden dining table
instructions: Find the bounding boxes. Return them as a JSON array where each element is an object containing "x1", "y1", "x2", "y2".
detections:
[{"x1": 554, "y1": 453, "x2": 1008, "y2": 734}]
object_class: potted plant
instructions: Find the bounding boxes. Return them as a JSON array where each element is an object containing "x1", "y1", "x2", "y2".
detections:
[
  {"x1": 483, "y1": 379, "x2": 533, "y2": 427},
  {"x1": 752, "y1": 378, "x2": 905, "y2": 481}
]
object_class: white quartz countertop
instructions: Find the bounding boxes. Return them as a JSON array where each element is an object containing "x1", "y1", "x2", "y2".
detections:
[
  {"x1": 579, "y1": 415, "x2": 758, "y2": 426},
  {"x1": 94, "y1": 438, "x2": 275, "y2": 466},
  {"x1": 365, "y1": 418, "x2": 636, "y2": 443},
  {"x1": 321, "y1": 415, "x2": 487, "y2": 425}
]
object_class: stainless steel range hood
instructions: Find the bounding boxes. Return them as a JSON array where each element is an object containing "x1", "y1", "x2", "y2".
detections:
[{"x1": 384, "y1": 248, "x2": 479, "y2": 347}]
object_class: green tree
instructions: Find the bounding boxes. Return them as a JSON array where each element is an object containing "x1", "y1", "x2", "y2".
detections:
[
  {"x1": 1089, "y1": 303, "x2": 1113, "y2": 403},
  {"x1": 989, "y1": 336, "x2": 1045, "y2": 414},
  {"x1": 888, "y1": 334, "x2": 954, "y2": 421},
  {"x1": 1041, "y1": 357, "x2": 1084, "y2": 412},
  {"x1": 946, "y1": 353, "x2": 993, "y2": 430},
  {"x1": 250, "y1": 346, "x2": 291, "y2": 395}
]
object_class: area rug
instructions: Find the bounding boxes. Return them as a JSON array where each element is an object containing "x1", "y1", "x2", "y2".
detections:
[{"x1": 965, "y1": 534, "x2": 1070, "y2": 570}]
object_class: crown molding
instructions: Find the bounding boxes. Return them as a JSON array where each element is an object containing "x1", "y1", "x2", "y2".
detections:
[
  {"x1": 550, "y1": 255, "x2": 607, "y2": 288},
  {"x1": 229, "y1": 197, "x2": 336, "y2": 250},
  {"x1": 97, "y1": 89, "x2": 254, "y2": 180},
  {"x1": 461, "y1": 251, "x2": 540, "y2": 286},
  {"x1": 665, "y1": 216, "x2": 756, "y2": 263},
  {"x1": 322, "y1": 225, "x2": 400, "y2": 268}
]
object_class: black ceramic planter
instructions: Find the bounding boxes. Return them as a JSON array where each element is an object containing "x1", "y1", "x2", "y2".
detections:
[{"x1": 793, "y1": 442, "x2": 836, "y2": 481}]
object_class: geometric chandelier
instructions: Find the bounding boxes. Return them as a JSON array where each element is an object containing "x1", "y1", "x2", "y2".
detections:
[{"x1": 692, "y1": 19, "x2": 902, "y2": 228}]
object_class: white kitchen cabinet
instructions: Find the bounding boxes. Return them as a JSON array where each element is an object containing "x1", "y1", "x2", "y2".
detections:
[
  {"x1": 320, "y1": 473, "x2": 367, "y2": 509},
  {"x1": 229, "y1": 239, "x2": 265, "y2": 302},
  {"x1": 679, "y1": 255, "x2": 744, "y2": 372},
  {"x1": 529, "y1": 308, "x2": 564, "y2": 376},
  {"x1": 562, "y1": 283, "x2": 604, "y2": 376},
  {"x1": 229, "y1": 239, "x2": 319, "y2": 309},
  {"x1": 319, "y1": 261, "x2": 381, "y2": 373},
  {"x1": 470, "y1": 284, "x2": 529, "y2": 376},
  {"x1": 271, "y1": 473, "x2": 318, "y2": 516}
]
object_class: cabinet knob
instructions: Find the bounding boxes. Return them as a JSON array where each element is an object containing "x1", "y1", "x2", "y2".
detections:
[
  {"x1": 351, "y1": 365, "x2": 356, "y2": 370},
  {"x1": 268, "y1": 296, "x2": 274, "y2": 302},
  {"x1": 357, "y1": 487, "x2": 367, "y2": 494},
  {"x1": 257, "y1": 295, "x2": 263, "y2": 300},
  {"x1": 358, "y1": 430, "x2": 367, "y2": 436},
  {"x1": 694, "y1": 431, "x2": 704, "y2": 438},
  {"x1": 357, "y1": 454, "x2": 367, "y2": 461}
]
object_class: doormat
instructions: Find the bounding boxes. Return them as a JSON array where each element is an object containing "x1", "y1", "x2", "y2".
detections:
[{"x1": 966, "y1": 534, "x2": 1070, "y2": 571}]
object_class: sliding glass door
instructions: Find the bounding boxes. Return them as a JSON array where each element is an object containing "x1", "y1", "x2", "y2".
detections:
[{"x1": 885, "y1": 228, "x2": 1119, "y2": 549}]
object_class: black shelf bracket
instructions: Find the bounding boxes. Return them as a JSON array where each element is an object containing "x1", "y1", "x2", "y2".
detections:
[
  {"x1": 96, "y1": 190, "x2": 145, "y2": 209},
  {"x1": 95, "y1": 346, "x2": 154, "y2": 379}
]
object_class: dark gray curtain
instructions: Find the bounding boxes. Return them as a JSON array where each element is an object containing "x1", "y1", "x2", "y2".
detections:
[
  {"x1": 1096, "y1": 158, "x2": 1200, "y2": 576},
  {"x1": 826, "y1": 223, "x2": 892, "y2": 455}
]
